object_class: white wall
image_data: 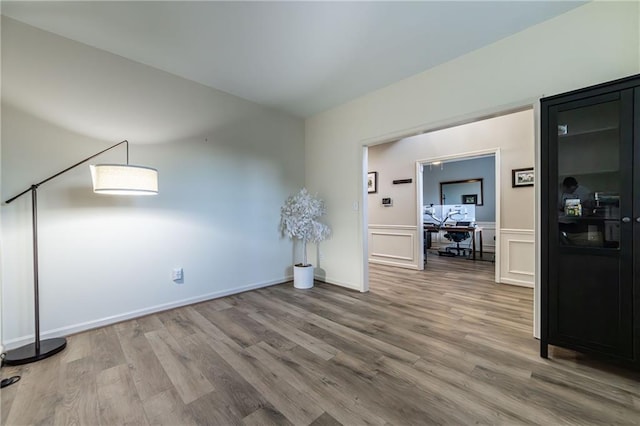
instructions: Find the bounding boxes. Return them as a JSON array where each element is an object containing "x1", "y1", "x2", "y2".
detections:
[
  {"x1": 1, "y1": 18, "x2": 305, "y2": 348},
  {"x1": 0, "y1": 7, "x2": 3, "y2": 354},
  {"x1": 369, "y1": 149, "x2": 496, "y2": 225},
  {"x1": 367, "y1": 111, "x2": 531, "y2": 274},
  {"x1": 305, "y1": 1, "x2": 640, "y2": 291}
]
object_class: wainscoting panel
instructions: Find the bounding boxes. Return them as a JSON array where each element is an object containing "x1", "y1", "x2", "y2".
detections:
[
  {"x1": 476, "y1": 222, "x2": 496, "y2": 252},
  {"x1": 500, "y1": 228, "x2": 534, "y2": 287},
  {"x1": 368, "y1": 225, "x2": 420, "y2": 270}
]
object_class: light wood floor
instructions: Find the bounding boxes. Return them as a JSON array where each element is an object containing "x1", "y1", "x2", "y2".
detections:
[{"x1": 3, "y1": 256, "x2": 640, "y2": 425}]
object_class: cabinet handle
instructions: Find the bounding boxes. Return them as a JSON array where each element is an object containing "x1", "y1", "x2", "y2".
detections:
[
  {"x1": 636, "y1": 217, "x2": 640, "y2": 223},
  {"x1": 622, "y1": 217, "x2": 631, "y2": 223}
]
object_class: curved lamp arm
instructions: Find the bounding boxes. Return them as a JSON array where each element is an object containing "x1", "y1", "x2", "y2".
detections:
[{"x1": 5, "y1": 140, "x2": 129, "y2": 204}]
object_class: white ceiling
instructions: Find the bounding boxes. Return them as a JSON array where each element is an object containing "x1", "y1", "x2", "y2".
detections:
[{"x1": 2, "y1": 1, "x2": 584, "y2": 118}]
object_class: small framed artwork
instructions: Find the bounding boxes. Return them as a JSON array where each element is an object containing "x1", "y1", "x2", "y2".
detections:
[
  {"x1": 512, "y1": 167, "x2": 534, "y2": 187},
  {"x1": 462, "y1": 194, "x2": 477, "y2": 205},
  {"x1": 368, "y1": 172, "x2": 378, "y2": 194}
]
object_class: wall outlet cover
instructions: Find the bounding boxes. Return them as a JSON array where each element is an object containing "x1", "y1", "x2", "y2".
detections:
[{"x1": 172, "y1": 267, "x2": 184, "y2": 282}]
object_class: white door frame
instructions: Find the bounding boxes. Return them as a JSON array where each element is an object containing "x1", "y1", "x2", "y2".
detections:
[
  {"x1": 415, "y1": 149, "x2": 500, "y2": 281},
  {"x1": 361, "y1": 146, "x2": 370, "y2": 292}
]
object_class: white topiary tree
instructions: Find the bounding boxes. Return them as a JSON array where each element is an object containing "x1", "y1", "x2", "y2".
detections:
[{"x1": 280, "y1": 188, "x2": 331, "y2": 266}]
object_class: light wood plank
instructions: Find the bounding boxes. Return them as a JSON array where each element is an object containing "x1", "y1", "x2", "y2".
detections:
[
  {"x1": 115, "y1": 320, "x2": 174, "y2": 401},
  {"x1": 136, "y1": 314, "x2": 165, "y2": 333},
  {"x1": 179, "y1": 332, "x2": 269, "y2": 419},
  {"x1": 142, "y1": 388, "x2": 198, "y2": 426},
  {"x1": 248, "y1": 311, "x2": 339, "y2": 360},
  {"x1": 90, "y1": 326, "x2": 127, "y2": 371},
  {"x1": 202, "y1": 335, "x2": 324, "y2": 425},
  {"x1": 59, "y1": 330, "x2": 93, "y2": 364},
  {"x1": 242, "y1": 406, "x2": 293, "y2": 426},
  {"x1": 157, "y1": 309, "x2": 200, "y2": 341},
  {"x1": 96, "y1": 364, "x2": 149, "y2": 425},
  {"x1": 4, "y1": 355, "x2": 61, "y2": 425},
  {"x1": 249, "y1": 341, "x2": 386, "y2": 426},
  {"x1": 53, "y1": 356, "x2": 100, "y2": 425},
  {"x1": 145, "y1": 328, "x2": 215, "y2": 404},
  {"x1": 4, "y1": 256, "x2": 640, "y2": 425}
]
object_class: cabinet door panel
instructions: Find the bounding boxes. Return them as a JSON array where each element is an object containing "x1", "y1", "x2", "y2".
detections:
[
  {"x1": 547, "y1": 89, "x2": 634, "y2": 360},
  {"x1": 554, "y1": 252, "x2": 631, "y2": 357}
]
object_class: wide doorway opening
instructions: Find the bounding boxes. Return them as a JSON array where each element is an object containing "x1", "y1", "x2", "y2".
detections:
[{"x1": 365, "y1": 108, "x2": 535, "y2": 320}]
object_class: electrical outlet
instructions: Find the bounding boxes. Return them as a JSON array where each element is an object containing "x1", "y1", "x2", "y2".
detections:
[{"x1": 172, "y1": 267, "x2": 183, "y2": 282}]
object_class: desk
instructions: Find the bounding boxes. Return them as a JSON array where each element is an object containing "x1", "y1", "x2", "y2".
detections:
[{"x1": 424, "y1": 224, "x2": 483, "y2": 260}]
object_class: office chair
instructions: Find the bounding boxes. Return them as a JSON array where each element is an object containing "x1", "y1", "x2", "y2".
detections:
[{"x1": 443, "y1": 221, "x2": 471, "y2": 256}]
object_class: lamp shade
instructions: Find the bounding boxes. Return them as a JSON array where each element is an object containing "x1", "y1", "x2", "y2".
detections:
[{"x1": 90, "y1": 164, "x2": 158, "y2": 195}]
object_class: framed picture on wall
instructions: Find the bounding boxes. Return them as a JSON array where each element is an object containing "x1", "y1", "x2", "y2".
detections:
[
  {"x1": 368, "y1": 172, "x2": 378, "y2": 194},
  {"x1": 512, "y1": 167, "x2": 534, "y2": 187},
  {"x1": 462, "y1": 194, "x2": 477, "y2": 205}
]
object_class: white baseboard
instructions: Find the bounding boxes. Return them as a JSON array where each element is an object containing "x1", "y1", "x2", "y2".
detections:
[
  {"x1": 499, "y1": 277, "x2": 534, "y2": 288},
  {"x1": 315, "y1": 275, "x2": 364, "y2": 292},
  {"x1": 3, "y1": 276, "x2": 292, "y2": 350}
]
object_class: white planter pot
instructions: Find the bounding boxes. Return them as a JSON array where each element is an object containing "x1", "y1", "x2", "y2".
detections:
[{"x1": 293, "y1": 264, "x2": 314, "y2": 289}]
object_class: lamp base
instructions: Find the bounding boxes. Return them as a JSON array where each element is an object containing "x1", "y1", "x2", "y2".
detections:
[{"x1": 3, "y1": 338, "x2": 67, "y2": 366}]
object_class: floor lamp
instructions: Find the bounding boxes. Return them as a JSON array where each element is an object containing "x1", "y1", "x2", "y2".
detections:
[{"x1": 3, "y1": 140, "x2": 158, "y2": 365}]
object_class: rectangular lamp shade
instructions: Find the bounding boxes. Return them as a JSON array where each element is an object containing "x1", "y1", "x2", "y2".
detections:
[{"x1": 90, "y1": 164, "x2": 158, "y2": 195}]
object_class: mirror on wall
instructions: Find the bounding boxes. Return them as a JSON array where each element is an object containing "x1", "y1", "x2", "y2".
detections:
[{"x1": 440, "y1": 178, "x2": 483, "y2": 206}]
